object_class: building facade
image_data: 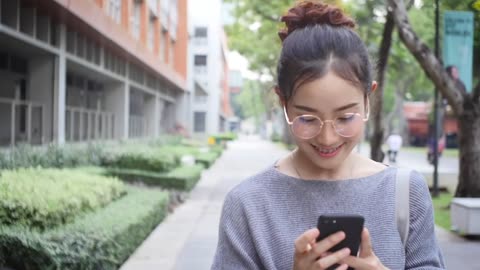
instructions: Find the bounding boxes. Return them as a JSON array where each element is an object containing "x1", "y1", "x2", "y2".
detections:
[
  {"x1": 0, "y1": 0, "x2": 189, "y2": 147},
  {"x1": 188, "y1": 0, "x2": 232, "y2": 138}
]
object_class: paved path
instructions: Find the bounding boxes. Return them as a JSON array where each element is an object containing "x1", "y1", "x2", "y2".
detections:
[
  {"x1": 120, "y1": 135, "x2": 288, "y2": 269},
  {"x1": 121, "y1": 135, "x2": 480, "y2": 270},
  {"x1": 356, "y1": 143, "x2": 459, "y2": 192}
]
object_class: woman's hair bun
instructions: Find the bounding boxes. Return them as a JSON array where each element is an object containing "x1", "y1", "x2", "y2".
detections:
[{"x1": 278, "y1": 1, "x2": 355, "y2": 42}]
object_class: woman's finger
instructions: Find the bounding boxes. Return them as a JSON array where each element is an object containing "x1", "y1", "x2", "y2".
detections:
[
  {"x1": 335, "y1": 263, "x2": 349, "y2": 270},
  {"x1": 294, "y1": 228, "x2": 319, "y2": 256},
  {"x1": 359, "y1": 228, "x2": 374, "y2": 257},
  {"x1": 314, "y1": 248, "x2": 351, "y2": 269},
  {"x1": 310, "y1": 231, "x2": 346, "y2": 258}
]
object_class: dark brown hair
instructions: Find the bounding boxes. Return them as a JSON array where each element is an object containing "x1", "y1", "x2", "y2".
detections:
[{"x1": 276, "y1": 1, "x2": 372, "y2": 103}]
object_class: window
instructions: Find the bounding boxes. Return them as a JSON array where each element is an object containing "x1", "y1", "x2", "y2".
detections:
[
  {"x1": 160, "y1": 0, "x2": 169, "y2": 27},
  {"x1": 194, "y1": 55, "x2": 207, "y2": 74},
  {"x1": 131, "y1": 1, "x2": 142, "y2": 39},
  {"x1": 169, "y1": 0, "x2": 178, "y2": 40},
  {"x1": 194, "y1": 27, "x2": 207, "y2": 38},
  {"x1": 108, "y1": 0, "x2": 122, "y2": 23},
  {"x1": 159, "y1": 31, "x2": 166, "y2": 62},
  {"x1": 169, "y1": 41, "x2": 174, "y2": 67},
  {"x1": 148, "y1": 14, "x2": 156, "y2": 50},
  {"x1": 194, "y1": 27, "x2": 207, "y2": 45},
  {"x1": 194, "y1": 112, "x2": 206, "y2": 132},
  {"x1": 194, "y1": 55, "x2": 207, "y2": 66}
]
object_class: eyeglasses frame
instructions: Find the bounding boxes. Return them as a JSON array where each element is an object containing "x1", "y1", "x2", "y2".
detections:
[{"x1": 283, "y1": 106, "x2": 369, "y2": 138}]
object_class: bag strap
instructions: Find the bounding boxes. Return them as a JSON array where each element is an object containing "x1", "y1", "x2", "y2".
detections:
[{"x1": 395, "y1": 168, "x2": 411, "y2": 248}]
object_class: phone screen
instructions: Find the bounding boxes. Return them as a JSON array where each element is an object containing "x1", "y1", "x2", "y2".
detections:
[{"x1": 316, "y1": 214, "x2": 365, "y2": 269}]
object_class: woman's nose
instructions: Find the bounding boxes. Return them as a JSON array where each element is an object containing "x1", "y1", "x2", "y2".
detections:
[{"x1": 315, "y1": 122, "x2": 339, "y2": 146}]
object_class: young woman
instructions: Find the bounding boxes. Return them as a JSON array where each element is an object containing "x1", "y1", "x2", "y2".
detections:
[{"x1": 211, "y1": 1, "x2": 445, "y2": 269}]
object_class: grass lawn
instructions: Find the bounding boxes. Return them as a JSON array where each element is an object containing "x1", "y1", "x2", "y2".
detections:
[
  {"x1": 401, "y1": 146, "x2": 458, "y2": 158},
  {"x1": 432, "y1": 192, "x2": 453, "y2": 230}
]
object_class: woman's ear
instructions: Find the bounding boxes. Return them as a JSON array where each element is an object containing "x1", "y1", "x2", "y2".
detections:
[
  {"x1": 371, "y1": 81, "x2": 378, "y2": 93},
  {"x1": 274, "y1": 86, "x2": 286, "y2": 107}
]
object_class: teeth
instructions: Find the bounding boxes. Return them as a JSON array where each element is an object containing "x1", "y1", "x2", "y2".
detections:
[{"x1": 313, "y1": 144, "x2": 341, "y2": 153}]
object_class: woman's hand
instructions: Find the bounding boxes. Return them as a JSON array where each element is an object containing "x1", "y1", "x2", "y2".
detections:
[
  {"x1": 293, "y1": 228, "x2": 351, "y2": 270},
  {"x1": 339, "y1": 228, "x2": 389, "y2": 270}
]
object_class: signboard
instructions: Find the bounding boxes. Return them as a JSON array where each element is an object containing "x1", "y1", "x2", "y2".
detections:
[{"x1": 443, "y1": 11, "x2": 474, "y2": 92}]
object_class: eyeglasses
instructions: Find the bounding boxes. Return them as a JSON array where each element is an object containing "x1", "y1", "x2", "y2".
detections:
[{"x1": 283, "y1": 107, "x2": 368, "y2": 139}]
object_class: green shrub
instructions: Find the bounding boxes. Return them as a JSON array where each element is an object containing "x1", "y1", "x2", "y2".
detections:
[
  {"x1": 0, "y1": 168, "x2": 126, "y2": 230},
  {"x1": 0, "y1": 143, "x2": 107, "y2": 170},
  {"x1": 195, "y1": 151, "x2": 219, "y2": 168},
  {"x1": 166, "y1": 164, "x2": 204, "y2": 190},
  {"x1": 211, "y1": 132, "x2": 237, "y2": 142},
  {"x1": 270, "y1": 131, "x2": 282, "y2": 142},
  {"x1": 102, "y1": 146, "x2": 177, "y2": 172},
  {"x1": 209, "y1": 145, "x2": 224, "y2": 156},
  {"x1": 148, "y1": 135, "x2": 183, "y2": 146},
  {"x1": 105, "y1": 164, "x2": 204, "y2": 191},
  {"x1": 157, "y1": 145, "x2": 199, "y2": 165},
  {"x1": 0, "y1": 186, "x2": 169, "y2": 270}
]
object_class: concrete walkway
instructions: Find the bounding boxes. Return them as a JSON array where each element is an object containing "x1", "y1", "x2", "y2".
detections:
[{"x1": 120, "y1": 135, "x2": 480, "y2": 270}]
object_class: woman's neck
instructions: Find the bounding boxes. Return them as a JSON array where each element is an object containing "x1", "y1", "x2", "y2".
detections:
[{"x1": 291, "y1": 149, "x2": 358, "y2": 180}]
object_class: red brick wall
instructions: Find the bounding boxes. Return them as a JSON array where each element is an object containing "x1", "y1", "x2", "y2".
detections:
[
  {"x1": 52, "y1": 0, "x2": 188, "y2": 90},
  {"x1": 175, "y1": 0, "x2": 188, "y2": 80}
]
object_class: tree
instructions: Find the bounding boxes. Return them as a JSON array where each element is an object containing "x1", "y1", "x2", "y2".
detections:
[
  {"x1": 368, "y1": 10, "x2": 395, "y2": 162},
  {"x1": 346, "y1": 0, "x2": 433, "y2": 161},
  {"x1": 388, "y1": 0, "x2": 480, "y2": 197},
  {"x1": 233, "y1": 79, "x2": 271, "y2": 126}
]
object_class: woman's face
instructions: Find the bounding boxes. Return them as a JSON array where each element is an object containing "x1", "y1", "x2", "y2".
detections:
[{"x1": 285, "y1": 71, "x2": 370, "y2": 171}]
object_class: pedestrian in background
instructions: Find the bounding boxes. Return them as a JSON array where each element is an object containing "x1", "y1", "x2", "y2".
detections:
[
  {"x1": 445, "y1": 65, "x2": 467, "y2": 94},
  {"x1": 211, "y1": 1, "x2": 445, "y2": 270},
  {"x1": 386, "y1": 132, "x2": 403, "y2": 163}
]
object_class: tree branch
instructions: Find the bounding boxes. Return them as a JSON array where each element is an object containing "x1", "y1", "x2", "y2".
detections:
[
  {"x1": 387, "y1": 0, "x2": 464, "y2": 116},
  {"x1": 406, "y1": 0, "x2": 415, "y2": 10},
  {"x1": 252, "y1": 4, "x2": 279, "y2": 22}
]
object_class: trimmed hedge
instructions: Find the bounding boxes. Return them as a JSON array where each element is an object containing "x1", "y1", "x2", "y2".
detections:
[
  {"x1": 0, "y1": 186, "x2": 169, "y2": 270},
  {"x1": 101, "y1": 146, "x2": 177, "y2": 173},
  {"x1": 105, "y1": 164, "x2": 204, "y2": 191},
  {"x1": 211, "y1": 132, "x2": 237, "y2": 143},
  {"x1": 0, "y1": 143, "x2": 105, "y2": 170},
  {"x1": 0, "y1": 168, "x2": 125, "y2": 230},
  {"x1": 195, "y1": 151, "x2": 219, "y2": 168}
]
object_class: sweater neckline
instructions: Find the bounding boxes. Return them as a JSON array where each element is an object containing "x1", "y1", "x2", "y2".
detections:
[{"x1": 270, "y1": 163, "x2": 394, "y2": 185}]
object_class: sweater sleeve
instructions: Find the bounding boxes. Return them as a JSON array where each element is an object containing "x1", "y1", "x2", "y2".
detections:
[
  {"x1": 405, "y1": 171, "x2": 446, "y2": 270},
  {"x1": 211, "y1": 189, "x2": 263, "y2": 270}
]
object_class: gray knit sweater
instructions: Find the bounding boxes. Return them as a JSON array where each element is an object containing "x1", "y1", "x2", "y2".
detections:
[{"x1": 211, "y1": 166, "x2": 445, "y2": 270}]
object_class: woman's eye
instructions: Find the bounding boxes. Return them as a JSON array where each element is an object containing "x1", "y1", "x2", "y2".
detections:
[
  {"x1": 337, "y1": 115, "x2": 355, "y2": 122},
  {"x1": 298, "y1": 116, "x2": 316, "y2": 123}
]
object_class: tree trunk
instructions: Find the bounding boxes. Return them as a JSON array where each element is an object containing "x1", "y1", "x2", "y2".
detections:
[
  {"x1": 369, "y1": 12, "x2": 395, "y2": 162},
  {"x1": 455, "y1": 99, "x2": 480, "y2": 197},
  {"x1": 388, "y1": 0, "x2": 480, "y2": 198},
  {"x1": 387, "y1": 0, "x2": 464, "y2": 115}
]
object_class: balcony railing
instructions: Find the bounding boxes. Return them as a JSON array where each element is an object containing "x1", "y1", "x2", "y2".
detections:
[
  {"x1": 0, "y1": 98, "x2": 44, "y2": 146},
  {"x1": 66, "y1": 106, "x2": 115, "y2": 142}
]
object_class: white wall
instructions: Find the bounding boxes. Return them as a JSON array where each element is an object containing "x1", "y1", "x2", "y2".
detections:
[{"x1": 189, "y1": 0, "x2": 223, "y2": 135}]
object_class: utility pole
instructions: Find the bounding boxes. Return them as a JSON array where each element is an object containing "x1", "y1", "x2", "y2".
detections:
[{"x1": 432, "y1": 0, "x2": 440, "y2": 197}]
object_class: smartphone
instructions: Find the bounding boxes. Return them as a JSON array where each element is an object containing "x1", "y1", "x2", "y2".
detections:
[{"x1": 316, "y1": 214, "x2": 364, "y2": 270}]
